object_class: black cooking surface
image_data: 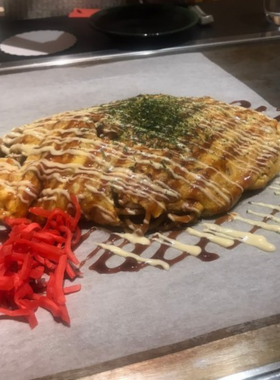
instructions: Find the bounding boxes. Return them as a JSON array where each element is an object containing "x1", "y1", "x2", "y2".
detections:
[{"x1": 0, "y1": 0, "x2": 279, "y2": 66}]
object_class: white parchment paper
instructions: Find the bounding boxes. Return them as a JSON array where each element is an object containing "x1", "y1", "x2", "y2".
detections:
[{"x1": 0, "y1": 53, "x2": 280, "y2": 380}]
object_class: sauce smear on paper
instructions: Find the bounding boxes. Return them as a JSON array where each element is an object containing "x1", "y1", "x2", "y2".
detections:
[{"x1": 83, "y1": 201, "x2": 279, "y2": 273}]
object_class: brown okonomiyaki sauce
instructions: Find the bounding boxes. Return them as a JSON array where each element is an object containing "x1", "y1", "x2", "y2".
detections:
[
  {"x1": 85, "y1": 230, "x2": 189, "y2": 273},
  {"x1": 77, "y1": 199, "x2": 280, "y2": 274},
  {"x1": 255, "y1": 106, "x2": 268, "y2": 112},
  {"x1": 230, "y1": 100, "x2": 252, "y2": 108},
  {"x1": 230, "y1": 99, "x2": 279, "y2": 121},
  {"x1": 79, "y1": 218, "x2": 225, "y2": 273}
]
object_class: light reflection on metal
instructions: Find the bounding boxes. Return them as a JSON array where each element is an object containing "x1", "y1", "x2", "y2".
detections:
[
  {"x1": 1, "y1": 30, "x2": 280, "y2": 74},
  {"x1": 218, "y1": 361, "x2": 280, "y2": 380}
]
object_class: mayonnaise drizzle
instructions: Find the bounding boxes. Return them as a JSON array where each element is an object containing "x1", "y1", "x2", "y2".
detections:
[
  {"x1": 186, "y1": 227, "x2": 234, "y2": 248},
  {"x1": 114, "y1": 232, "x2": 150, "y2": 246},
  {"x1": 98, "y1": 243, "x2": 169, "y2": 270},
  {"x1": 153, "y1": 233, "x2": 201, "y2": 256},
  {"x1": 230, "y1": 213, "x2": 280, "y2": 233},
  {"x1": 1, "y1": 96, "x2": 279, "y2": 221},
  {"x1": 250, "y1": 201, "x2": 280, "y2": 211},
  {"x1": 16, "y1": 136, "x2": 231, "y2": 208},
  {"x1": 247, "y1": 209, "x2": 280, "y2": 223},
  {"x1": 269, "y1": 185, "x2": 280, "y2": 195},
  {"x1": 202, "y1": 223, "x2": 275, "y2": 252},
  {"x1": 41, "y1": 188, "x2": 71, "y2": 200}
]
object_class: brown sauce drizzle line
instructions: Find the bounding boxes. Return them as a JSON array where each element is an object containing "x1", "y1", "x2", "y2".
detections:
[
  {"x1": 230, "y1": 100, "x2": 267, "y2": 112},
  {"x1": 230, "y1": 100, "x2": 252, "y2": 108},
  {"x1": 79, "y1": 101, "x2": 280, "y2": 274},
  {"x1": 81, "y1": 230, "x2": 188, "y2": 273},
  {"x1": 79, "y1": 226, "x2": 219, "y2": 274},
  {"x1": 79, "y1": 199, "x2": 280, "y2": 275},
  {"x1": 255, "y1": 106, "x2": 268, "y2": 112},
  {"x1": 231, "y1": 100, "x2": 280, "y2": 121}
]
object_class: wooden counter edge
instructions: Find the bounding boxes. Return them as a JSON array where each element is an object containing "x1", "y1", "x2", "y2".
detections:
[{"x1": 79, "y1": 323, "x2": 280, "y2": 380}]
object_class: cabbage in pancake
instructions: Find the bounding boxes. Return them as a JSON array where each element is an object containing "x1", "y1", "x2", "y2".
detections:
[{"x1": 0, "y1": 94, "x2": 280, "y2": 232}]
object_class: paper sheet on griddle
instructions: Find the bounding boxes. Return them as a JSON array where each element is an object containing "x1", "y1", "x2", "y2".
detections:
[{"x1": 0, "y1": 53, "x2": 280, "y2": 380}]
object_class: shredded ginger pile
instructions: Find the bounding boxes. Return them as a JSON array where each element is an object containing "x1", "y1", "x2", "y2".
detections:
[{"x1": 0, "y1": 195, "x2": 81, "y2": 328}]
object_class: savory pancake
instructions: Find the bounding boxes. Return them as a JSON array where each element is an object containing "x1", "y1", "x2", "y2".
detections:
[{"x1": 0, "y1": 94, "x2": 280, "y2": 232}]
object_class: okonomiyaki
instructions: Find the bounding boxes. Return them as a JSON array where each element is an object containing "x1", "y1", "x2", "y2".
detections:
[{"x1": 0, "y1": 94, "x2": 280, "y2": 232}]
